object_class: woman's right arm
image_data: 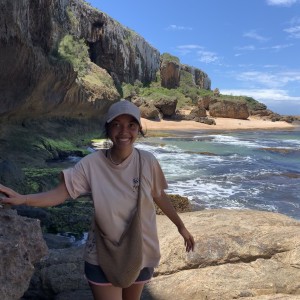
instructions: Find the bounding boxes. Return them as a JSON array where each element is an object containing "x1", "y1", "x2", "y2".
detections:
[{"x1": 0, "y1": 181, "x2": 70, "y2": 207}]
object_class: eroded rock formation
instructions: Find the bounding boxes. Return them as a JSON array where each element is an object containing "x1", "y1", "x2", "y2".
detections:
[
  {"x1": 209, "y1": 100, "x2": 250, "y2": 119},
  {"x1": 68, "y1": 0, "x2": 161, "y2": 85},
  {"x1": 0, "y1": 0, "x2": 161, "y2": 122},
  {"x1": 160, "y1": 59, "x2": 181, "y2": 89},
  {"x1": 182, "y1": 64, "x2": 211, "y2": 90},
  {"x1": 0, "y1": 0, "x2": 115, "y2": 122},
  {"x1": 18, "y1": 209, "x2": 300, "y2": 300},
  {"x1": 0, "y1": 0, "x2": 211, "y2": 125}
]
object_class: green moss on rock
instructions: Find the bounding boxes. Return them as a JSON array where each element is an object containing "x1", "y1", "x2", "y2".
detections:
[{"x1": 155, "y1": 194, "x2": 192, "y2": 215}]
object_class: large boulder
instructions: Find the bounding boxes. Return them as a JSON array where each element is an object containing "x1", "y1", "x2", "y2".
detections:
[
  {"x1": 23, "y1": 246, "x2": 87, "y2": 299},
  {"x1": 209, "y1": 100, "x2": 250, "y2": 119},
  {"x1": 21, "y1": 209, "x2": 300, "y2": 300},
  {"x1": 0, "y1": 209, "x2": 48, "y2": 300},
  {"x1": 139, "y1": 102, "x2": 160, "y2": 120},
  {"x1": 189, "y1": 106, "x2": 207, "y2": 119},
  {"x1": 146, "y1": 210, "x2": 300, "y2": 299},
  {"x1": 154, "y1": 97, "x2": 178, "y2": 117},
  {"x1": 198, "y1": 95, "x2": 218, "y2": 110}
]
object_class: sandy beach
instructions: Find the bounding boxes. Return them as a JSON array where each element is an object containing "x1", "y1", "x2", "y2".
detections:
[{"x1": 141, "y1": 116, "x2": 298, "y2": 132}]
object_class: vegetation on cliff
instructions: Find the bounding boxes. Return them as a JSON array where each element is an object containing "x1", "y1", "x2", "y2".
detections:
[
  {"x1": 121, "y1": 69, "x2": 263, "y2": 112},
  {"x1": 58, "y1": 34, "x2": 90, "y2": 77}
]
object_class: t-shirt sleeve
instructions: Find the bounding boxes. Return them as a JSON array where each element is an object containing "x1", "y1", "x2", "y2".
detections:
[
  {"x1": 62, "y1": 160, "x2": 91, "y2": 199},
  {"x1": 151, "y1": 156, "x2": 168, "y2": 198}
]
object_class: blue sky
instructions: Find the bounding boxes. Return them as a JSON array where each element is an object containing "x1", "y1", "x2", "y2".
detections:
[{"x1": 88, "y1": 0, "x2": 300, "y2": 115}]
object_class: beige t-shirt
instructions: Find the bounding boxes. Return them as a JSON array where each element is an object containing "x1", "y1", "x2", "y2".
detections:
[{"x1": 62, "y1": 148, "x2": 168, "y2": 268}]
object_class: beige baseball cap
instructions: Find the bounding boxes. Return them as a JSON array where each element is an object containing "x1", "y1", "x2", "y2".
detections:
[{"x1": 106, "y1": 100, "x2": 141, "y2": 126}]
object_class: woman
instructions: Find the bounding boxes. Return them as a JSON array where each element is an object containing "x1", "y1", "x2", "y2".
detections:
[{"x1": 0, "y1": 100, "x2": 195, "y2": 300}]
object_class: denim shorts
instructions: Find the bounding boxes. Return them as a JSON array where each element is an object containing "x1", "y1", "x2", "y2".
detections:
[{"x1": 84, "y1": 261, "x2": 154, "y2": 286}]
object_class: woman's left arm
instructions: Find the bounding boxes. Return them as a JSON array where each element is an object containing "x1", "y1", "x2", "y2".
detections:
[{"x1": 154, "y1": 191, "x2": 195, "y2": 252}]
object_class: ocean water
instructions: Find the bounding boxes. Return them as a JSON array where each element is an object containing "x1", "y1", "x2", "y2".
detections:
[{"x1": 135, "y1": 129, "x2": 300, "y2": 220}]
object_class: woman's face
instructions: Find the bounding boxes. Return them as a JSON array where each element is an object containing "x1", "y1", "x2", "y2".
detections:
[{"x1": 107, "y1": 114, "x2": 140, "y2": 150}]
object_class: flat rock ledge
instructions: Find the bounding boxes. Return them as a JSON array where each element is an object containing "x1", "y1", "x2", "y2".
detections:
[
  {"x1": 145, "y1": 209, "x2": 300, "y2": 300},
  {"x1": 18, "y1": 209, "x2": 300, "y2": 299}
]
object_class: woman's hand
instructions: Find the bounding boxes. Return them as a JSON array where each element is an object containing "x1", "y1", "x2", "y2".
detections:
[
  {"x1": 178, "y1": 225, "x2": 195, "y2": 252},
  {"x1": 0, "y1": 184, "x2": 26, "y2": 206},
  {"x1": 0, "y1": 181, "x2": 69, "y2": 207}
]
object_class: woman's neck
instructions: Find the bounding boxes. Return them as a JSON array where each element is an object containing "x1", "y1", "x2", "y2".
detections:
[{"x1": 109, "y1": 147, "x2": 133, "y2": 165}]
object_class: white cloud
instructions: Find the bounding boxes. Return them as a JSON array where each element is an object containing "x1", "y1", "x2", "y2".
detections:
[
  {"x1": 166, "y1": 25, "x2": 192, "y2": 31},
  {"x1": 235, "y1": 44, "x2": 293, "y2": 53},
  {"x1": 235, "y1": 45, "x2": 256, "y2": 51},
  {"x1": 284, "y1": 25, "x2": 300, "y2": 38},
  {"x1": 177, "y1": 45, "x2": 203, "y2": 50},
  {"x1": 220, "y1": 88, "x2": 300, "y2": 102},
  {"x1": 176, "y1": 45, "x2": 221, "y2": 64},
  {"x1": 263, "y1": 64, "x2": 280, "y2": 68},
  {"x1": 268, "y1": 43, "x2": 294, "y2": 50},
  {"x1": 266, "y1": 0, "x2": 298, "y2": 6},
  {"x1": 176, "y1": 44, "x2": 203, "y2": 55},
  {"x1": 236, "y1": 71, "x2": 300, "y2": 88},
  {"x1": 238, "y1": 64, "x2": 255, "y2": 68},
  {"x1": 243, "y1": 30, "x2": 269, "y2": 42},
  {"x1": 197, "y1": 50, "x2": 219, "y2": 63}
]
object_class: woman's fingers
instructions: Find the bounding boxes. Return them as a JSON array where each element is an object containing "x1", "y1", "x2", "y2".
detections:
[
  {"x1": 0, "y1": 184, "x2": 16, "y2": 197},
  {"x1": 0, "y1": 184, "x2": 24, "y2": 205},
  {"x1": 179, "y1": 227, "x2": 195, "y2": 252}
]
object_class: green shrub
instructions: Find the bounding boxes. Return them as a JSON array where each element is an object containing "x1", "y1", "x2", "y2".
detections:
[
  {"x1": 180, "y1": 70, "x2": 195, "y2": 87},
  {"x1": 121, "y1": 80, "x2": 144, "y2": 98},
  {"x1": 58, "y1": 34, "x2": 90, "y2": 77},
  {"x1": 161, "y1": 53, "x2": 180, "y2": 64},
  {"x1": 139, "y1": 86, "x2": 192, "y2": 108},
  {"x1": 66, "y1": 7, "x2": 79, "y2": 28}
]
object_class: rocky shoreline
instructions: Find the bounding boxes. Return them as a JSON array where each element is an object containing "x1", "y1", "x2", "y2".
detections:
[{"x1": 2, "y1": 207, "x2": 300, "y2": 299}]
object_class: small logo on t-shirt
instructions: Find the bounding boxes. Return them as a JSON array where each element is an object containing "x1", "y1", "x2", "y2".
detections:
[{"x1": 133, "y1": 177, "x2": 139, "y2": 192}]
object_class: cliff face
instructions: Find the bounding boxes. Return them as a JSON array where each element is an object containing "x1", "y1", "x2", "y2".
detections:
[
  {"x1": 1, "y1": 0, "x2": 97, "y2": 121},
  {"x1": 160, "y1": 56, "x2": 211, "y2": 90},
  {"x1": 67, "y1": 0, "x2": 161, "y2": 85},
  {"x1": 182, "y1": 64, "x2": 211, "y2": 90},
  {"x1": 0, "y1": 0, "x2": 210, "y2": 123},
  {"x1": 0, "y1": 0, "x2": 160, "y2": 122}
]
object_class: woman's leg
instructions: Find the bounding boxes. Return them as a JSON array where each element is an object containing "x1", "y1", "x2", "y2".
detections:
[
  {"x1": 89, "y1": 282, "x2": 122, "y2": 300},
  {"x1": 122, "y1": 283, "x2": 145, "y2": 300}
]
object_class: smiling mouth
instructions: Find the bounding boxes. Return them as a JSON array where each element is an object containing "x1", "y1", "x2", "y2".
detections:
[{"x1": 118, "y1": 137, "x2": 131, "y2": 142}]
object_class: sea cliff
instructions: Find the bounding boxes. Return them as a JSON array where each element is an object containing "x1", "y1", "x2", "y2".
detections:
[{"x1": 0, "y1": 0, "x2": 210, "y2": 123}]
